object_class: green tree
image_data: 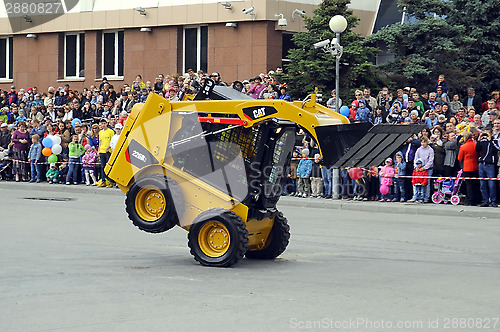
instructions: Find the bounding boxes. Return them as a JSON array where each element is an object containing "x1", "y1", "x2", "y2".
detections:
[
  {"x1": 367, "y1": 0, "x2": 500, "y2": 98},
  {"x1": 282, "y1": 0, "x2": 387, "y2": 103},
  {"x1": 448, "y1": 0, "x2": 500, "y2": 96}
]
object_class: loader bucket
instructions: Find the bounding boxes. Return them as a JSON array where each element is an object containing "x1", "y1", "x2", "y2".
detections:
[
  {"x1": 315, "y1": 123, "x2": 373, "y2": 168},
  {"x1": 332, "y1": 124, "x2": 425, "y2": 168}
]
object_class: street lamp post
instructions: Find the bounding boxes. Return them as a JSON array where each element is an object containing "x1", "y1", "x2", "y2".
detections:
[
  {"x1": 329, "y1": 15, "x2": 348, "y2": 113},
  {"x1": 314, "y1": 15, "x2": 347, "y2": 199}
]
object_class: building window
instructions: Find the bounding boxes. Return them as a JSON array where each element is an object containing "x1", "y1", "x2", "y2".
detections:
[
  {"x1": 282, "y1": 33, "x2": 295, "y2": 66},
  {"x1": 102, "y1": 31, "x2": 124, "y2": 77},
  {"x1": 65, "y1": 33, "x2": 85, "y2": 78},
  {"x1": 0, "y1": 37, "x2": 13, "y2": 80},
  {"x1": 183, "y1": 26, "x2": 207, "y2": 74}
]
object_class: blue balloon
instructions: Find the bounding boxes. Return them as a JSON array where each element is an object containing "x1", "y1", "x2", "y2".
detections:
[
  {"x1": 42, "y1": 137, "x2": 53, "y2": 148},
  {"x1": 71, "y1": 118, "x2": 81, "y2": 128},
  {"x1": 339, "y1": 105, "x2": 350, "y2": 117}
]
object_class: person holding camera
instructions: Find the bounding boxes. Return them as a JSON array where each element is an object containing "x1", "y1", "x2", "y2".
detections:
[
  {"x1": 475, "y1": 130, "x2": 498, "y2": 207},
  {"x1": 422, "y1": 110, "x2": 438, "y2": 128}
]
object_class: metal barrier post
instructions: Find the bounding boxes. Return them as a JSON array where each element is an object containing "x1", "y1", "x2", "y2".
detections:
[{"x1": 332, "y1": 167, "x2": 340, "y2": 199}]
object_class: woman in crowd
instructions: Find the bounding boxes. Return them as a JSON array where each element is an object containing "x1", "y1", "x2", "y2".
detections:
[
  {"x1": 420, "y1": 127, "x2": 431, "y2": 139},
  {"x1": 448, "y1": 116, "x2": 458, "y2": 127},
  {"x1": 443, "y1": 131, "x2": 459, "y2": 177},
  {"x1": 429, "y1": 126, "x2": 445, "y2": 177},
  {"x1": 43, "y1": 122, "x2": 57, "y2": 138},
  {"x1": 59, "y1": 121, "x2": 71, "y2": 146},
  {"x1": 11, "y1": 121, "x2": 30, "y2": 182},
  {"x1": 88, "y1": 123, "x2": 100, "y2": 148},
  {"x1": 457, "y1": 131, "x2": 480, "y2": 206}
]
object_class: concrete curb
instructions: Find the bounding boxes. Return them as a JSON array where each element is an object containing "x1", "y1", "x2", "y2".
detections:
[
  {"x1": 0, "y1": 181, "x2": 123, "y2": 197},
  {"x1": 1, "y1": 181, "x2": 499, "y2": 219},
  {"x1": 277, "y1": 196, "x2": 500, "y2": 220}
]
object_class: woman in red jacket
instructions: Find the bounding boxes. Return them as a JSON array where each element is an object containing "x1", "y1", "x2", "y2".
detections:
[{"x1": 457, "y1": 132, "x2": 480, "y2": 205}]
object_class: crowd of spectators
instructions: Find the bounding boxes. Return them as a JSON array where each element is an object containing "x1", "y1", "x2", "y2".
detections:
[
  {"x1": 0, "y1": 68, "x2": 290, "y2": 187},
  {"x1": 0, "y1": 71, "x2": 499, "y2": 206},
  {"x1": 289, "y1": 74, "x2": 500, "y2": 207}
]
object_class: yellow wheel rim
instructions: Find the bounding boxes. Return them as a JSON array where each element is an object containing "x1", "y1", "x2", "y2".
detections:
[
  {"x1": 135, "y1": 188, "x2": 166, "y2": 222},
  {"x1": 198, "y1": 221, "x2": 230, "y2": 257}
]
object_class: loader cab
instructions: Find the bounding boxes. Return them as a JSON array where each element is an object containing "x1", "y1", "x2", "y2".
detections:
[
  {"x1": 168, "y1": 112, "x2": 296, "y2": 214},
  {"x1": 245, "y1": 120, "x2": 296, "y2": 211}
]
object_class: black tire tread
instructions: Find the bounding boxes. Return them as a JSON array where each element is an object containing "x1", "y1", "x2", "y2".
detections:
[
  {"x1": 125, "y1": 174, "x2": 183, "y2": 234},
  {"x1": 245, "y1": 212, "x2": 290, "y2": 260},
  {"x1": 188, "y1": 209, "x2": 248, "y2": 267}
]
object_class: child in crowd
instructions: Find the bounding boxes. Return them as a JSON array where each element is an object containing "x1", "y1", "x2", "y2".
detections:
[
  {"x1": 16, "y1": 110, "x2": 27, "y2": 124},
  {"x1": 28, "y1": 134, "x2": 43, "y2": 183},
  {"x1": 449, "y1": 94, "x2": 463, "y2": 116},
  {"x1": 355, "y1": 101, "x2": 372, "y2": 123},
  {"x1": 297, "y1": 148, "x2": 312, "y2": 198},
  {"x1": 400, "y1": 109, "x2": 411, "y2": 124},
  {"x1": 66, "y1": 135, "x2": 84, "y2": 185},
  {"x1": 379, "y1": 157, "x2": 395, "y2": 202},
  {"x1": 368, "y1": 166, "x2": 379, "y2": 201},
  {"x1": 354, "y1": 169, "x2": 369, "y2": 200},
  {"x1": 46, "y1": 163, "x2": 59, "y2": 184},
  {"x1": 410, "y1": 159, "x2": 428, "y2": 203},
  {"x1": 310, "y1": 154, "x2": 323, "y2": 198},
  {"x1": 118, "y1": 111, "x2": 128, "y2": 125},
  {"x1": 82, "y1": 144, "x2": 97, "y2": 186},
  {"x1": 57, "y1": 156, "x2": 69, "y2": 183},
  {"x1": 393, "y1": 152, "x2": 406, "y2": 202},
  {"x1": 286, "y1": 149, "x2": 299, "y2": 196}
]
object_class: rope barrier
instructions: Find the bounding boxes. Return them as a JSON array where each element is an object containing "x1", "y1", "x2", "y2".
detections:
[
  {"x1": 6, "y1": 159, "x2": 500, "y2": 180},
  {"x1": 7, "y1": 159, "x2": 100, "y2": 166}
]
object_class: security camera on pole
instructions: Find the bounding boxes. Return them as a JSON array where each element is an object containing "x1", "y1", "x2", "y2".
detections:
[{"x1": 314, "y1": 15, "x2": 348, "y2": 199}]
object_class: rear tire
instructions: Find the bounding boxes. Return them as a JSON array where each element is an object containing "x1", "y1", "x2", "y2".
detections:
[
  {"x1": 125, "y1": 174, "x2": 183, "y2": 233},
  {"x1": 245, "y1": 212, "x2": 290, "y2": 260},
  {"x1": 188, "y1": 209, "x2": 248, "y2": 267}
]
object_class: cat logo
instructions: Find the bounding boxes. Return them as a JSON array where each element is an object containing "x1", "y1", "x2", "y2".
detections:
[
  {"x1": 253, "y1": 107, "x2": 266, "y2": 119},
  {"x1": 242, "y1": 106, "x2": 278, "y2": 121}
]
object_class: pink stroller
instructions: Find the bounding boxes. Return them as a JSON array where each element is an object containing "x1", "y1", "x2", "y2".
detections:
[{"x1": 431, "y1": 170, "x2": 463, "y2": 205}]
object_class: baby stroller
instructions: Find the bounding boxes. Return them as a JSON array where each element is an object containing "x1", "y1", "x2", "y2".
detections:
[
  {"x1": 0, "y1": 151, "x2": 12, "y2": 181},
  {"x1": 431, "y1": 170, "x2": 464, "y2": 205}
]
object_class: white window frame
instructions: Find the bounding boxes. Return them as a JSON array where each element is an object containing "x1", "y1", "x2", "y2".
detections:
[
  {"x1": 64, "y1": 32, "x2": 84, "y2": 79},
  {"x1": 0, "y1": 36, "x2": 13, "y2": 81},
  {"x1": 182, "y1": 25, "x2": 207, "y2": 73},
  {"x1": 102, "y1": 30, "x2": 124, "y2": 79}
]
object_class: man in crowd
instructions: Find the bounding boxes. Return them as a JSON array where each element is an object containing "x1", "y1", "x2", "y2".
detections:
[
  {"x1": 363, "y1": 88, "x2": 378, "y2": 111},
  {"x1": 30, "y1": 119, "x2": 46, "y2": 138},
  {"x1": 0, "y1": 122, "x2": 11, "y2": 150},
  {"x1": 97, "y1": 118, "x2": 115, "y2": 188},
  {"x1": 465, "y1": 87, "x2": 482, "y2": 111}
]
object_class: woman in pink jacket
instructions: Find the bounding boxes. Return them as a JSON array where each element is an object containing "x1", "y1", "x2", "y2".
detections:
[{"x1": 379, "y1": 157, "x2": 395, "y2": 202}]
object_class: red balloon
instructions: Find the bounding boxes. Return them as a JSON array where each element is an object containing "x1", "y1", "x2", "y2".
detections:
[
  {"x1": 42, "y1": 147, "x2": 52, "y2": 157},
  {"x1": 348, "y1": 167, "x2": 363, "y2": 180}
]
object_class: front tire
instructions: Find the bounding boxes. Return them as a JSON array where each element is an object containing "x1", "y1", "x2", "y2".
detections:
[
  {"x1": 125, "y1": 174, "x2": 183, "y2": 233},
  {"x1": 245, "y1": 212, "x2": 290, "y2": 260},
  {"x1": 188, "y1": 209, "x2": 248, "y2": 267}
]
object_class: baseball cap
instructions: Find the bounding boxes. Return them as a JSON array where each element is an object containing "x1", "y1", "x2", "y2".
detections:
[
  {"x1": 1, "y1": 123, "x2": 7, "y2": 128},
  {"x1": 99, "y1": 118, "x2": 108, "y2": 123},
  {"x1": 490, "y1": 111, "x2": 498, "y2": 116},
  {"x1": 314, "y1": 154, "x2": 321, "y2": 159},
  {"x1": 115, "y1": 123, "x2": 123, "y2": 129},
  {"x1": 50, "y1": 163, "x2": 56, "y2": 167}
]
